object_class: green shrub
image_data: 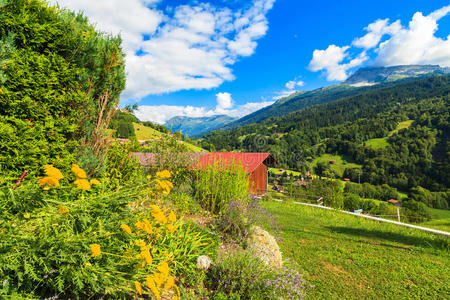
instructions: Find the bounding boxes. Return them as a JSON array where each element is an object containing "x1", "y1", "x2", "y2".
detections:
[
  {"x1": 192, "y1": 162, "x2": 249, "y2": 214},
  {"x1": 0, "y1": 178, "x2": 217, "y2": 298},
  {"x1": 104, "y1": 143, "x2": 142, "y2": 188},
  {"x1": 206, "y1": 250, "x2": 310, "y2": 299}
]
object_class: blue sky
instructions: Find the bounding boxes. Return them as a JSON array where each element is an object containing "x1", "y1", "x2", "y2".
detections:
[{"x1": 51, "y1": 0, "x2": 450, "y2": 123}]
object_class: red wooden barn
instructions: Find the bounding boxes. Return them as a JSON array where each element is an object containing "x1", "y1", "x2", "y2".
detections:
[{"x1": 196, "y1": 152, "x2": 277, "y2": 196}]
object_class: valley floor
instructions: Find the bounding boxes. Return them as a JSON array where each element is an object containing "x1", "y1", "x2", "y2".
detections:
[{"x1": 262, "y1": 201, "x2": 450, "y2": 299}]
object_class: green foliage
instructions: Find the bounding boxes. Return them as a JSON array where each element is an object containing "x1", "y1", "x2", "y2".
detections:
[
  {"x1": 0, "y1": 179, "x2": 217, "y2": 298},
  {"x1": 0, "y1": 0, "x2": 126, "y2": 179},
  {"x1": 192, "y1": 162, "x2": 249, "y2": 214},
  {"x1": 206, "y1": 250, "x2": 309, "y2": 299},
  {"x1": 402, "y1": 199, "x2": 432, "y2": 222},
  {"x1": 344, "y1": 182, "x2": 400, "y2": 202},
  {"x1": 104, "y1": 143, "x2": 142, "y2": 188}
]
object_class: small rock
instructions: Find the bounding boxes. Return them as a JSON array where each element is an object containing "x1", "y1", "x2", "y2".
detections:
[
  {"x1": 247, "y1": 226, "x2": 283, "y2": 269},
  {"x1": 196, "y1": 255, "x2": 212, "y2": 270}
]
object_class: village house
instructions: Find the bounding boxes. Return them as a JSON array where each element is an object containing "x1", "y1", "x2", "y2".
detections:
[{"x1": 131, "y1": 152, "x2": 277, "y2": 196}]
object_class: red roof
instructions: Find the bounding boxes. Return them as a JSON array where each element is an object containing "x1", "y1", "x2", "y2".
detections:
[{"x1": 195, "y1": 152, "x2": 274, "y2": 173}]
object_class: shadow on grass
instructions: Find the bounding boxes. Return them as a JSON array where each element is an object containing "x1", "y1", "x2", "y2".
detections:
[{"x1": 326, "y1": 226, "x2": 449, "y2": 250}]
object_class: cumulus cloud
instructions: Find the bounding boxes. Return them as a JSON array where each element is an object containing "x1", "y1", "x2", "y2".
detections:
[
  {"x1": 309, "y1": 45, "x2": 368, "y2": 81},
  {"x1": 285, "y1": 80, "x2": 304, "y2": 90},
  {"x1": 50, "y1": 0, "x2": 275, "y2": 99},
  {"x1": 135, "y1": 95, "x2": 274, "y2": 124},
  {"x1": 215, "y1": 92, "x2": 234, "y2": 112},
  {"x1": 309, "y1": 5, "x2": 450, "y2": 81}
]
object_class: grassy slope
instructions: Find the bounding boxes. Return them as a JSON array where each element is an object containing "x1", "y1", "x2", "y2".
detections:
[
  {"x1": 365, "y1": 120, "x2": 414, "y2": 149},
  {"x1": 262, "y1": 201, "x2": 450, "y2": 300},
  {"x1": 422, "y1": 208, "x2": 450, "y2": 232},
  {"x1": 133, "y1": 123, "x2": 163, "y2": 140},
  {"x1": 311, "y1": 154, "x2": 362, "y2": 177}
]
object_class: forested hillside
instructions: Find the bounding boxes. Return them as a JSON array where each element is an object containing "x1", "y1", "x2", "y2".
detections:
[
  {"x1": 222, "y1": 68, "x2": 449, "y2": 130},
  {"x1": 201, "y1": 76, "x2": 450, "y2": 207}
]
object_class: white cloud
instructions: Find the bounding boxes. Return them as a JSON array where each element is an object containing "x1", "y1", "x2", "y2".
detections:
[
  {"x1": 309, "y1": 5, "x2": 450, "y2": 81},
  {"x1": 135, "y1": 93, "x2": 273, "y2": 124},
  {"x1": 285, "y1": 80, "x2": 304, "y2": 90},
  {"x1": 215, "y1": 92, "x2": 234, "y2": 111},
  {"x1": 352, "y1": 19, "x2": 401, "y2": 49},
  {"x1": 375, "y1": 6, "x2": 450, "y2": 67},
  {"x1": 309, "y1": 45, "x2": 368, "y2": 81},
  {"x1": 50, "y1": 0, "x2": 275, "y2": 100}
]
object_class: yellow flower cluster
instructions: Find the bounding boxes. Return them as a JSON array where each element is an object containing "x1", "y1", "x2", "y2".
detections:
[
  {"x1": 143, "y1": 261, "x2": 178, "y2": 299},
  {"x1": 58, "y1": 206, "x2": 69, "y2": 214},
  {"x1": 38, "y1": 165, "x2": 64, "y2": 187},
  {"x1": 135, "y1": 240, "x2": 153, "y2": 266},
  {"x1": 90, "y1": 244, "x2": 101, "y2": 257},
  {"x1": 156, "y1": 170, "x2": 171, "y2": 179},
  {"x1": 37, "y1": 164, "x2": 101, "y2": 191},
  {"x1": 155, "y1": 179, "x2": 173, "y2": 194},
  {"x1": 136, "y1": 218, "x2": 152, "y2": 234}
]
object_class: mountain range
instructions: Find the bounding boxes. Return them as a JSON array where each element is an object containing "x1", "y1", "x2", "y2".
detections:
[{"x1": 164, "y1": 115, "x2": 236, "y2": 137}]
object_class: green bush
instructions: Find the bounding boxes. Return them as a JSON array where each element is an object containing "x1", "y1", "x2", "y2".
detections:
[
  {"x1": 192, "y1": 162, "x2": 249, "y2": 214},
  {"x1": 0, "y1": 0, "x2": 126, "y2": 179},
  {"x1": 0, "y1": 180, "x2": 217, "y2": 298},
  {"x1": 206, "y1": 250, "x2": 310, "y2": 299}
]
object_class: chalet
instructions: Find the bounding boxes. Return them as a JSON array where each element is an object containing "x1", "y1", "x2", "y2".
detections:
[
  {"x1": 329, "y1": 160, "x2": 336, "y2": 164},
  {"x1": 131, "y1": 152, "x2": 277, "y2": 196},
  {"x1": 196, "y1": 152, "x2": 277, "y2": 196}
]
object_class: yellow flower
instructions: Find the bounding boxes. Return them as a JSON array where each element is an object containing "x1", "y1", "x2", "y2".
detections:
[
  {"x1": 38, "y1": 176, "x2": 60, "y2": 187},
  {"x1": 168, "y1": 210, "x2": 176, "y2": 223},
  {"x1": 157, "y1": 261, "x2": 169, "y2": 278},
  {"x1": 120, "y1": 224, "x2": 132, "y2": 234},
  {"x1": 146, "y1": 276, "x2": 160, "y2": 299},
  {"x1": 140, "y1": 249, "x2": 153, "y2": 265},
  {"x1": 90, "y1": 244, "x2": 101, "y2": 257},
  {"x1": 150, "y1": 205, "x2": 167, "y2": 224},
  {"x1": 153, "y1": 272, "x2": 165, "y2": 287},
  {"x1": 167, "y1": 224, "x2": 177, "y2": 233},
  {"x1": 71, "y1": 164, "x2": 87, "y2": 179},
  {"x1": 135, "y1": 281, "x2": 143, "y2": 295},
  {"x1": 156, "y1": 170, "x2": 171, "y2": 179},
  {"x1": 164, "y1": 276, "x2": 175, "y2": 291},
  {"x1": 90, "y1": 179, "x2": 101, "y2": 185},
  {"x1": 74, "y1": 178, "x2": 91, "y2": 190},
  {"x1": 58, "y1": 206, "x2": 69, "y2": 214},
  {"x1": 136, "y1": 218, "x2": 152, "y2": 234},
  {"x1": 43, "y1": 165, "x2": 64, "y2": 180}
]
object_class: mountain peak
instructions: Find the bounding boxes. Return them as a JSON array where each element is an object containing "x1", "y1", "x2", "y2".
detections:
[{"x1": 344, "y1": 65, "x2": 450, "y2": 85}]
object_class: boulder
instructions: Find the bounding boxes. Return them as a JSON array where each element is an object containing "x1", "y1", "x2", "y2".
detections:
[{"x1": 247, "y1": 226, "x2": 283, "y2": 269}]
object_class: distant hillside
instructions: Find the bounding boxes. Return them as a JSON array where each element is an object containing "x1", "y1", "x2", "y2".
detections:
[
  {"x1": 165, "y1": 115, "x2": 236, "y2": 137},
  {"x1": 201, "y1": 75, "x2": 450, "y2": 196},
  {"x1": 222, "y1": 65, "x2": 450, "y2": 130},
  {"x1": 344, "y1": 65, "x2": 450, "y2": 85}
]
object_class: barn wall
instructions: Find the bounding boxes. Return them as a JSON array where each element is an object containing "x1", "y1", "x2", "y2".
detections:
[{"x1": 249, "y1": 164, "x2": 268, "y2": 195}]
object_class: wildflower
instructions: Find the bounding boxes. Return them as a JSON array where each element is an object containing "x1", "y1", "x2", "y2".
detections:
[
  {"x1": 71, "y1": 164, "x2": 87, "y2": 179},
  {"x1": 167, "y1": 224, "x2": 177, "y2": 233},
  {"x1": 140, "y1": 249, "x2": 153, "y2": 265},
  {"x1": 146, "y1": 276, "x2": 160, "y2": 299},
  {"x1": 43, "y1": 165, "x2": 64, "y2": 180},
  {"x1": 38, "y1": 177, "x2": 60, "y2": 187},
  {"x1": 168, "y1": 210, "x2": 176, "y2": 223},
  {"x1": 150, "y1": 205, "x2": 167, "y2": 224},
  {"x1": 157, "y1": 261, "x2": 169, "y2": 278},
  {"x1": 120, "y1": 224, "x2": 132, "y2": 235},
  {"x1": 58, "y1": 206, "x2": 69, "y2": 214},
  {"x1": 90, "y1": 179, "x2": 101, "y2": 185},
  {"x1": 90, "y1": 244, "x2": 101, "y2": 257},
  {"x1": 134, "y1": 281, "x2": 143, "y2": 295},
  {"x1": 164, "y1": 276, "x2": 175, "y2": 290},
  {"x1": 155, "y1": 179, "x2": 172, "y2": 194},
  {"x1": 74, "y1": 178, "x2": 91, "y2": 190},
  {"x1": 136, "y1": 219, "x2": 152, "y2": 234},
  {"x1": 156, "y1": 170, "x2": 171, "y2": 179}
]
